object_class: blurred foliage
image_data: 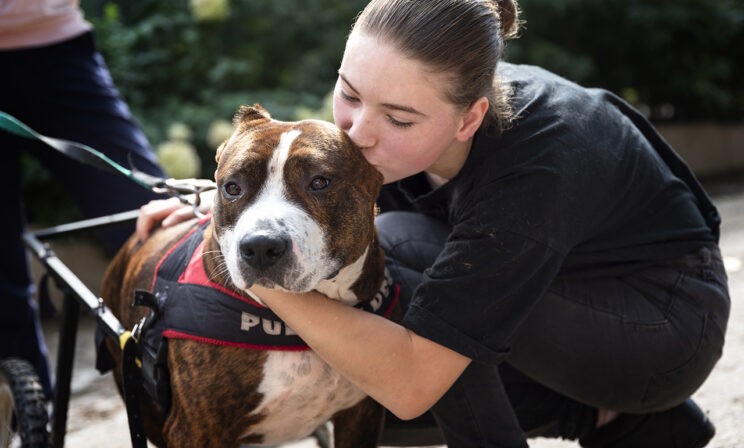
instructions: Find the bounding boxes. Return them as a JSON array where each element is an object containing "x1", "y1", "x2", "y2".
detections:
[
  {"x1": 78, "y1": 0, "x2": 742, "y2": 179},
  {"x1": 81, "y1": 0, "x2": 367, "y2": 177},
  {"x1": 507, "y1": 0, "x2": 744, "y2": 122},
  {"x1": 19, "y1": 0, "x2": 744, "y2": 224}
]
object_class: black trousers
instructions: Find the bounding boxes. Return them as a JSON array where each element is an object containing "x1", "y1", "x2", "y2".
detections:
[
  {"x1": 0, "y1": 32, "x2": 165, "y2": 397},
  {"x1": 377, "y1": 211, "x2": 730, "y2": 447}
]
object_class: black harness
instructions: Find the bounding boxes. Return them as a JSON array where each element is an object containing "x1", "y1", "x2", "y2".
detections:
[{"x1": 97, "y1": 218, "x2": 399, "y2": 417}]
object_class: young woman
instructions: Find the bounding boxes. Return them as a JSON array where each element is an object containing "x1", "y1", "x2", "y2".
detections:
[{"x1": 137, "y1": 1, "x2": 729, "y2": 446}]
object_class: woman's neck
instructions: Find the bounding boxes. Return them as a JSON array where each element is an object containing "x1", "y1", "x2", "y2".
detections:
[
  {"x1": 425, "y1": 138, "x2": 473, "y2": 186},
  {"x1": 426, "y1": 172, "x2": 449, "y2": 188}
]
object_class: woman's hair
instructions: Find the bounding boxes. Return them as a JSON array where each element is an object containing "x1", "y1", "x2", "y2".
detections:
[{"x1": 352, "y1": 0, "x2": 520, "y2": 135}]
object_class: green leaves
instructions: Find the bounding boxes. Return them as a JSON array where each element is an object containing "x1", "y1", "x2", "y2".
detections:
[
  {"x1": 81, "y1": 0, "x2": 743, "y2": 181},
  {"x1": 508, "y1": 0, "x2": 744, "y2": 122}
]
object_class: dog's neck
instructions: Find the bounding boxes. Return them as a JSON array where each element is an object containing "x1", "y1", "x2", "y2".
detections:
[
  {"x1": 314, "y1": 247, "x2": 369, "y2": 304},
  {"x1": 323, "y1": 234, "x2": 386, "y2": 306}
]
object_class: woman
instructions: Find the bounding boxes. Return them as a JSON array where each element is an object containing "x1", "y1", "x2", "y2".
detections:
[{"x1": 137, "y1": 1, "x2": 729, "y2": 446}]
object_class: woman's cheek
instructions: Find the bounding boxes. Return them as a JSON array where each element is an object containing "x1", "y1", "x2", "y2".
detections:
[{"x1": 332, "y1": 97, "x2": 349, "y2": 131}]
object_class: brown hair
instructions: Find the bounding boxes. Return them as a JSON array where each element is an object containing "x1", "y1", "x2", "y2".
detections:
[{"x1": 352, "y1": 0, "x2": 520, "y2": 135}]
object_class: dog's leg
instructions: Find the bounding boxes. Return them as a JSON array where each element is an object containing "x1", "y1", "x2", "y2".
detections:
[{"x1": 331, "y1": 396, "x2": 384, "y2": 448}]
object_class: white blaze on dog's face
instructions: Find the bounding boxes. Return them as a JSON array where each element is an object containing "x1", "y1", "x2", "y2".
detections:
[{"x1": 213, "y1": 105, "x2": 382, "y2": 299}]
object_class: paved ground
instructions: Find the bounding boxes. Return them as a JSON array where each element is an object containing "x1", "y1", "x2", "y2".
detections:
[{"x1": 36, "y1": 178, "x2": 744, "y2": 447}]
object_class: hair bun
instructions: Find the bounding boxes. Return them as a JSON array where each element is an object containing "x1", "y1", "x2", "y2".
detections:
[{"x1": 494, "y1": 0, "x2": 520, "y2": 39}]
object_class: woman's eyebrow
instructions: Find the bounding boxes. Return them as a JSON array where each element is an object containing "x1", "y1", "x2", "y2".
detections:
[{"x1": 338, "y1": 73, "x2": 427, "y2": 117}]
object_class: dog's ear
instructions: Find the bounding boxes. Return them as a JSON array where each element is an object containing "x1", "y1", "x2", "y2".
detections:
[
  {"x1": 215, "y1": 140, "x2": 226, "y2": 163},
  {"x1": 233, "y1": 104, "x2": 272, "y2": 131}
]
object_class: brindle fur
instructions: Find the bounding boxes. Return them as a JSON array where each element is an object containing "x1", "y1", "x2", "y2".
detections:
[{"x1": 101, "y1": 105, "x2": 388, "y2": 447}]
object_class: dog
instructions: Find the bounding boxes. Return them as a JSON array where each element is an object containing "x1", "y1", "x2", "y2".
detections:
[{"x1": 100, "y1": 104, "x2": 395, "y2": 447}]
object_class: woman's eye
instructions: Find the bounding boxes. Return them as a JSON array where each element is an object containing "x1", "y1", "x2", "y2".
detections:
[
  {"x1": 223, "y1": 181, "x2": 242, "y2": 197},
  {"x1": 339, "y1": 90, "x2": 358, "y2": 103},
  {"x1": 388, "y1": 116, "x2": 413, "y2": 128},
  {"x1": 309, "y1": 176, "x2": 330, "y2": 191}
]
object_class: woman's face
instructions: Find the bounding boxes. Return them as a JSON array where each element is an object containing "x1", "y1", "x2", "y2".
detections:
[{"x1": 333, "y1": 31, "x2": 481, "y2": 184}]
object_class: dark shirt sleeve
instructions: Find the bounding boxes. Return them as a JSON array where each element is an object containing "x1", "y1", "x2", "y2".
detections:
[{"x1": 402, "y1": 229, "x2": 565, "y2": 365}]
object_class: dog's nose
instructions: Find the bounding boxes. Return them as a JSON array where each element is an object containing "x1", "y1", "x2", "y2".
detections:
[{"x1": 239, "y1": 234, "x2": 289, "y2": 270}]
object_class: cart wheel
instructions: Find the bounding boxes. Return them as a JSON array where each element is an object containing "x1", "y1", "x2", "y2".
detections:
[{"x1": 0, "y1": 358, "x2": 50, "y2": 448}]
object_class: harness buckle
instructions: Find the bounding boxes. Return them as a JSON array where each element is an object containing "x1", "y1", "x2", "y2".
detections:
[
  {"x1": 129, "y1": 289, "x2": 172, "y2": 414},
  {"x1": 131, "y1": 317, "x2": 147, "y2": 343},
  {"x1": 131, "y1": 289, "x2": 160, "y2": 342}
]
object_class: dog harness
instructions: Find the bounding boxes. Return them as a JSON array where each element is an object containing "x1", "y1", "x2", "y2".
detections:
[{"x1": 97, "y1": 217, "x2": 399, "y2": 414}]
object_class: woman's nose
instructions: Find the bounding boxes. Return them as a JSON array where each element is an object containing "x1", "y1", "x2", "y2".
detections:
[{"x1": 347, "y1": 110, "x2": 376, "y2": 149}]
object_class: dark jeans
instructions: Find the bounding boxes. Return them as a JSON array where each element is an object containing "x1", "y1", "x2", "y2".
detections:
[
  {"x1": 377, "y1": 211, "x2": 729, "y2": 448},
  {"x1": 0, "y1": 32, "x2": 165, "y2": 397}
]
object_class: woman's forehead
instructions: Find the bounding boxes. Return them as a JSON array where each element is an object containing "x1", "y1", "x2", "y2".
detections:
[{"x1": 340, "y1": 32, "x2": 452, "y2": 107}]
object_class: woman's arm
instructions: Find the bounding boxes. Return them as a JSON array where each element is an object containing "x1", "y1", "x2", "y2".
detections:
[
  {"x1": 251, "y1": 284, "x2": 471, "y2": 420},
  {"x1": 135, "y1": 194, "x2": 470, "y2": 417}
]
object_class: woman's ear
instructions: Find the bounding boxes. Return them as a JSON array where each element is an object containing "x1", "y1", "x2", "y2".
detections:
[{"x1": 455, "y1": 97, "x2": 489, "y2": 142}]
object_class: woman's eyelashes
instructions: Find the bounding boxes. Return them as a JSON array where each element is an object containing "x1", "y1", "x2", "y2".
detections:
[
  {"x1": 339, "y1": 89, "x2": 358, "y2": 103},
  {"x1": 339, "y1": 88, "x2": 414, "y2": 128},
  {"x1": 388, "y1": 116, "x2": 414, "y2": 128}
]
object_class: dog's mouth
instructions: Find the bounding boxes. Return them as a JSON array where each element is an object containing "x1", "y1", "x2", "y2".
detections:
[
  {"x1": 235, "y1": 260, "x2": 317, "y2": 293},
  {"x1": 231, "y1": 255, "x2": 347, "y2": 295},
  {"x1": 227, "y1": 242, "x2": 349, "y2": 298}
]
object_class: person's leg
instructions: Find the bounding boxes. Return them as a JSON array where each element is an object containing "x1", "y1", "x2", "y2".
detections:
[
  {"x1": 0, "y1": 135, "x2": 54, "y2": 398},
  {"x1": 377, "y1": 211, "x2": 728, "y2": 446},
  {"x1": 507, "y1": 249, "x2": 727, "y2": 447},
  {"x1": 378, "y1": 211, "x2": 595, "y2": 445},
  {"x1": 0, "y1": 47, "x2": 57, "y2": 398},
  {"x1": 508, "y1": 253, "x2": 728, "y2": 415},
  {"x1": 8, "y1": 32, "x2": 166, "y2": 251},
  {"x1": 430, "y1": 361, "x2": 529, "y2": 448},
  {"x1": 378, "y1": 211, "x2": 529, "y2": 447},
  {"x1": 0, "y1": 32, "x2": 165, "y2": 398}
]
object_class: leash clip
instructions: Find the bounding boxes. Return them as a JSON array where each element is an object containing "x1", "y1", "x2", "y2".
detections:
[
  {"x1": 152, "y1": 177, "x2": 216, "y2": 197},
  {"x1": 151, "y1": 177, "x2": 216, "y2": 218}
]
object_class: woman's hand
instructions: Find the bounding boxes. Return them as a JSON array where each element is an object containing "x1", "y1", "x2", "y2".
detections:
[
  {"x1": 135, "y1": 197, "x2": 191, "y2": 241},
  {"x1": 135, "y1": 190, "x2": 216, "y2": 241}
]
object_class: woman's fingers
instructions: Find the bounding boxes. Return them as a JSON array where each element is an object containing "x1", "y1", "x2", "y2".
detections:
[{"x1": 135, "y1": 197, "x2": 188, "y2": 241}]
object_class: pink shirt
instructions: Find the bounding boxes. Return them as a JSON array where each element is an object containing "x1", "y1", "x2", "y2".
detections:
[{"x1": 0, "y1": 0, "x2": 91, "y2": 49}]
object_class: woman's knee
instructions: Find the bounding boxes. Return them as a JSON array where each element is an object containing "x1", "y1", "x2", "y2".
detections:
[
  {"x1": 376, "y1": 211, "x2": 450, "y2": 267},
  {"x1": 376, "y1": 212, "x2": 451, "y2": 309}
]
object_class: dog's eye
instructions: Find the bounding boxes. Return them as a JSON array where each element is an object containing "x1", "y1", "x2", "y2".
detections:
[
  {"x1": 223, "y1": 181, "x2": 242, "y2": 197},
  {"x1": 309, "y1": 176, "x2": 330, "y2": 191}
]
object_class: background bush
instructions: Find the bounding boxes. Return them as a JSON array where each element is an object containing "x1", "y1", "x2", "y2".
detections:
[
  {"x1": 20, "y1": 0, "x2": 744, "y2": 223},
  {"x1": 83, "y1": 0, "x2": 367, "y2": 177},
  {"x1": 508, "y1": 0, "x2": 744, "y2": 122},
  {"x1": 84, "y1": 0, "x2": 743, "y2": 177}
]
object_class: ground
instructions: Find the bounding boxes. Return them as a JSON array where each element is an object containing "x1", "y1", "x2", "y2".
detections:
[{"x1": 36, "y1": 180, "x2": 744, "y2": 447}]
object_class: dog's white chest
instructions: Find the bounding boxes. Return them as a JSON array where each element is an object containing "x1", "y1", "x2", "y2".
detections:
[{"x1": 244, "y1": 350, "x2": 366, "y2": 444}]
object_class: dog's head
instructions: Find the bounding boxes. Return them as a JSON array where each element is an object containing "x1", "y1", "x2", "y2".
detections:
[{"x1": 210, "y1": 104, "x2": 383, "y2": 300}]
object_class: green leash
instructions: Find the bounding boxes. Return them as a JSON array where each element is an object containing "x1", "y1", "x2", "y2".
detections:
[{"x1": 0, "y1": 110, "x2": 215, "y2": 209}]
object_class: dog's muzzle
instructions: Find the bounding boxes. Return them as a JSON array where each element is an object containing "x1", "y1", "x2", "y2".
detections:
[
  {"x1": 222, "y1": 216, "x2": 339, "y2": 293},
  {"x1": 239, "y1": 233, "x2": 291, "y2": 271}
]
